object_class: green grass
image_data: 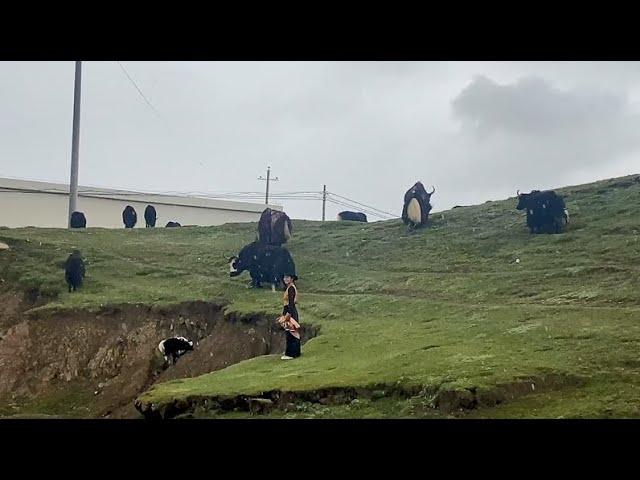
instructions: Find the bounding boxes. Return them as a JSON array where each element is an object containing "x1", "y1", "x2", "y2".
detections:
[
  {"x1": 2, "y1": 174, "x2": 640, "y2": 418},
  {"x1": 0, "y1": 380, "x2": 98, "y2": 419}
]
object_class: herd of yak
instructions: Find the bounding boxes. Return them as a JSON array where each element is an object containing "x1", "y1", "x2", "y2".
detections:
[
  {"x1": 64, "y1": 183, "x2": 570, "y2": 295},
  {"x1": 57, "y1": 183, "x2": 570, "y2": 365},
  {"x1": 69, "y1": 205, "x2": 182, "y2": 229}
]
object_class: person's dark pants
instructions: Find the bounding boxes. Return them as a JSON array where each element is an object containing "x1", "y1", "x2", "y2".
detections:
[{"x1": 285, "y1": 331, "x2": 301, "y2": 358}]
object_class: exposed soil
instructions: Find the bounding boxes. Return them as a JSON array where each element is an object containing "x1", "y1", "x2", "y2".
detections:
[{"x1": 0, "y1": 295, "x2": 318, "y2": 418}]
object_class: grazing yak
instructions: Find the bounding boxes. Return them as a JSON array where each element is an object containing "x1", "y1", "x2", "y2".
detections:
[
  {"x1": 64, "y1": 250, "x2": 85, "y2": 293},
  {"x1": 516, "y1": 190, "x2": 569, "y2": 234},
  {"x1": 122, "y1": 205, "x2": 137, "y2": 229},
  {"x1": 70, "y1": 211, "x2": 86, "y2": 228},
  {"x1": 337, "y1": 211, "x2": 368, "y2": 222},
  {"x1": 229, "y1": 241, "x2": 297, "y2": 291},
  {"x1": 158, "y1": 336, "x2": 194, "y2": 365},
  {"x1": 257, "y1": 208, "x2": 293, "y2": 246},
  {"x1": 402, "y1": 182, "x2": 435, "y2": 230},
  {"x1": 165, "y1": 221, "x2": 181, "y2": 228},
  {"x1": 144, "y1": 205, "x2": 157, "y2": 228}
]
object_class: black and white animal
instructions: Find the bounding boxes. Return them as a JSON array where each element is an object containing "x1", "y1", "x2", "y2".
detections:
[
  {"x1": 516, "y1": 190, "x2": 569, "y2": 234},
  {"x1": 257, "y1": 208, "x2": 293, "y2": 247},
  {"x1": 401, "y1": 181, "x2": 435, "y2": 230},
  {"x1": 158, "y1": 336, "x2": 194, "y2": 364},
  {"x1": 144, "y1": 205, "x2": 157, "y2": 228},
  {"x1": 70, "y1": 211, "x2": 87, "y2": 228},
  {"x1": 64, "y1": 250, "x2": 85, "y2": 293},
  {"x1": 165, "y1": 221, "x2": 181, "y2": 228},
  {"x1": 229, "y1": 241, "x2": 297, "y2": 291},
  {"x1": 122, "y1": 205, "x2": 137, "y2": 229},
  {"x1": 337, "y1": 211, "x2": 368, "y2": 222}
]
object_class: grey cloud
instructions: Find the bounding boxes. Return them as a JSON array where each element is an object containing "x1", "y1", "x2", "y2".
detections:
[
  {"x1": 452, "y1": 75, "x2": 629, "y2": 136},
  {"x1": 444, "y1": 75, "x2": 640, "y2": 198}
]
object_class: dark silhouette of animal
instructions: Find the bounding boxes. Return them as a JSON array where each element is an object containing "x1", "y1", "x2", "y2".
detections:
[
  {"x1": 165, "y1": 221, "x2": 181, "y2": 228},
  {"x1": 257, "y1": 208, "x2": 293, "y2": 246},
  {"x1": 516, "y1": 190, "x2": 569, "y2": 234},
  {"x1": 337, "y1": 211, "x2": 368, "y2": 222},
  {"x1": 70, "y1": 211, "x2": 86, "y2": 228},
  {"x1": 64, "y1": 250, "x2": 85, "y2": 293},
  {"x1": 122, "y1": 205, "x2": 137, "y2": 229},
  {"x1": 144, "y1": 205, "x2": 157, "y2": 228},
  {"x1": 402, "y1": 182, "x2": 435, "y2": 230},
  {"x1": 229, "y1": 241, "x2": 296, "y2": 291},
  {"x1": 158, "y1": 336, "x2": 194, "y2": 364}
]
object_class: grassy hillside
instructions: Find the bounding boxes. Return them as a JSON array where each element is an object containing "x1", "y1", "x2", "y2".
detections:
[{"x1": 2, "y1": 174, "x2": 640, "y2": 418}]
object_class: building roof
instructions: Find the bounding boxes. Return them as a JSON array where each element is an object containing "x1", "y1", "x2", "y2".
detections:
[{"x1": 0, "y1": 177, "x2": 281, "y2": 213}]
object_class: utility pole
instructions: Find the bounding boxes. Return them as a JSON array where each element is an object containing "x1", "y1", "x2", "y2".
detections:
[
  {"x1": 68, "y1": 61, "x2": 82, "y2": 227},
  {"x1": 258, "y1": 166, "x2": 278, "y2": 205},
  {"x1": 322, "y1": 184, "x2": 327, "y2": 221}
]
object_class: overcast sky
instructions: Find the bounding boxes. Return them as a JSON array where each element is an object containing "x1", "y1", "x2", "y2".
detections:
[{"x1": 1, "y1": 61, "x2": 639, "y2": 221}]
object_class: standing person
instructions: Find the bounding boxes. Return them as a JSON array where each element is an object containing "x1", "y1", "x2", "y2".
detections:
[{"x1": 278, "y1": 273, "x2": 301, "y2": 360}]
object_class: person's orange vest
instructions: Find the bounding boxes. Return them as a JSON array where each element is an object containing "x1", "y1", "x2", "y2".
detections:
[{"x1": 283, "y1": 283, "x2": 298, "y2": 306}]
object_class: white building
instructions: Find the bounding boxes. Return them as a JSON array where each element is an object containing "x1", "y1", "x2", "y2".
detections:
[{"x1": 0, "y1": 177, "x2": 280, "y2": 228}]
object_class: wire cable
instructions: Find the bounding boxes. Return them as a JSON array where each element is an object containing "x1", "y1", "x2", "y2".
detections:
[
  {"x1": 327, "y1": 191, "x2": 397, "y2": 218},
  {"x1": 117, "y1": 61, "x2": 165, "y2": 122}
]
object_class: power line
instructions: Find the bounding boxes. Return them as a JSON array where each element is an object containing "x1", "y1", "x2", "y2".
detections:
[
  {"x1": 117, "y1": 61, "x2": 165, "y2": 122},
  {"x1": 325, "y1": 195, "x2": 396, "y2": 220},
  {"x1": 115, "y1": 61, "x2": 207, "y2": 172},
  {"x1": 325, "y1": 200, "x2": 393, "y2": 220},
  {"x1": 324, "y1": 197, "x2": 395, "y2": 220},
  {"x1": 324, "y1": 193, "x2": 397, "y2": 219},
  {"x1": 327, "y1": 191, "x2": 397, "y2": 218}
]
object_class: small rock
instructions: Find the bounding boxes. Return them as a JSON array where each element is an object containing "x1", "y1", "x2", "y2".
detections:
[
  {"x1": 0, "y1": 242, "x2": 9, "y2": 251},
  {"x1": 249, "y1": 398, "x2": 273, "y2": 409},
  {"x1": 371, "y1": 390, "x2": 386, "y2": 400},
  {"x1": 515, "y1": 258, "x2": 520, "y2": 264}
]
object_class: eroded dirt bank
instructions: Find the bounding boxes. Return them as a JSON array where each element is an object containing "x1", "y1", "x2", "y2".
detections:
[{"x1": 0, "y1": 293, "x2": 318, "y2": 418}]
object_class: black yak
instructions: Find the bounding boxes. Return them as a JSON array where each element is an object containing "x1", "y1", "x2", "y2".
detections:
[
  {"x1": 70, "y1": 211, "x2": 86, "y2": 228},
  {"x1": 122, "y1": 205, "x2": 137, "y2": 229},
  {"x1": 402, "y1": 182, "x2": 435, "y2": 230},
  {"x1": 337, "y1": 211, "x2": 368, "y2": 222},
  {"x1": 144, "y1": 205, "x2": 157, "y2": 228},
  {"x1": 64, "y1": 250, "x2": 85, "y2": 293},
  {"x1": 229, "y1": 241, "x2": 297, "y2": 291},
  {"x1": 516, "y1": 190, "x2": 569, "y2": 234},
  {"x1": 257, "y1": 208, "x2": 292, "y2": 246}
]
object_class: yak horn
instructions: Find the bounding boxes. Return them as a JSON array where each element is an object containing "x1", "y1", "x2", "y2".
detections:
[
  {"x1": 517, "y1": 190, "x2": 520, "y2": 196},
  {"x1": 429, "y1": 186, "x2": 436, "y2": 195}
]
